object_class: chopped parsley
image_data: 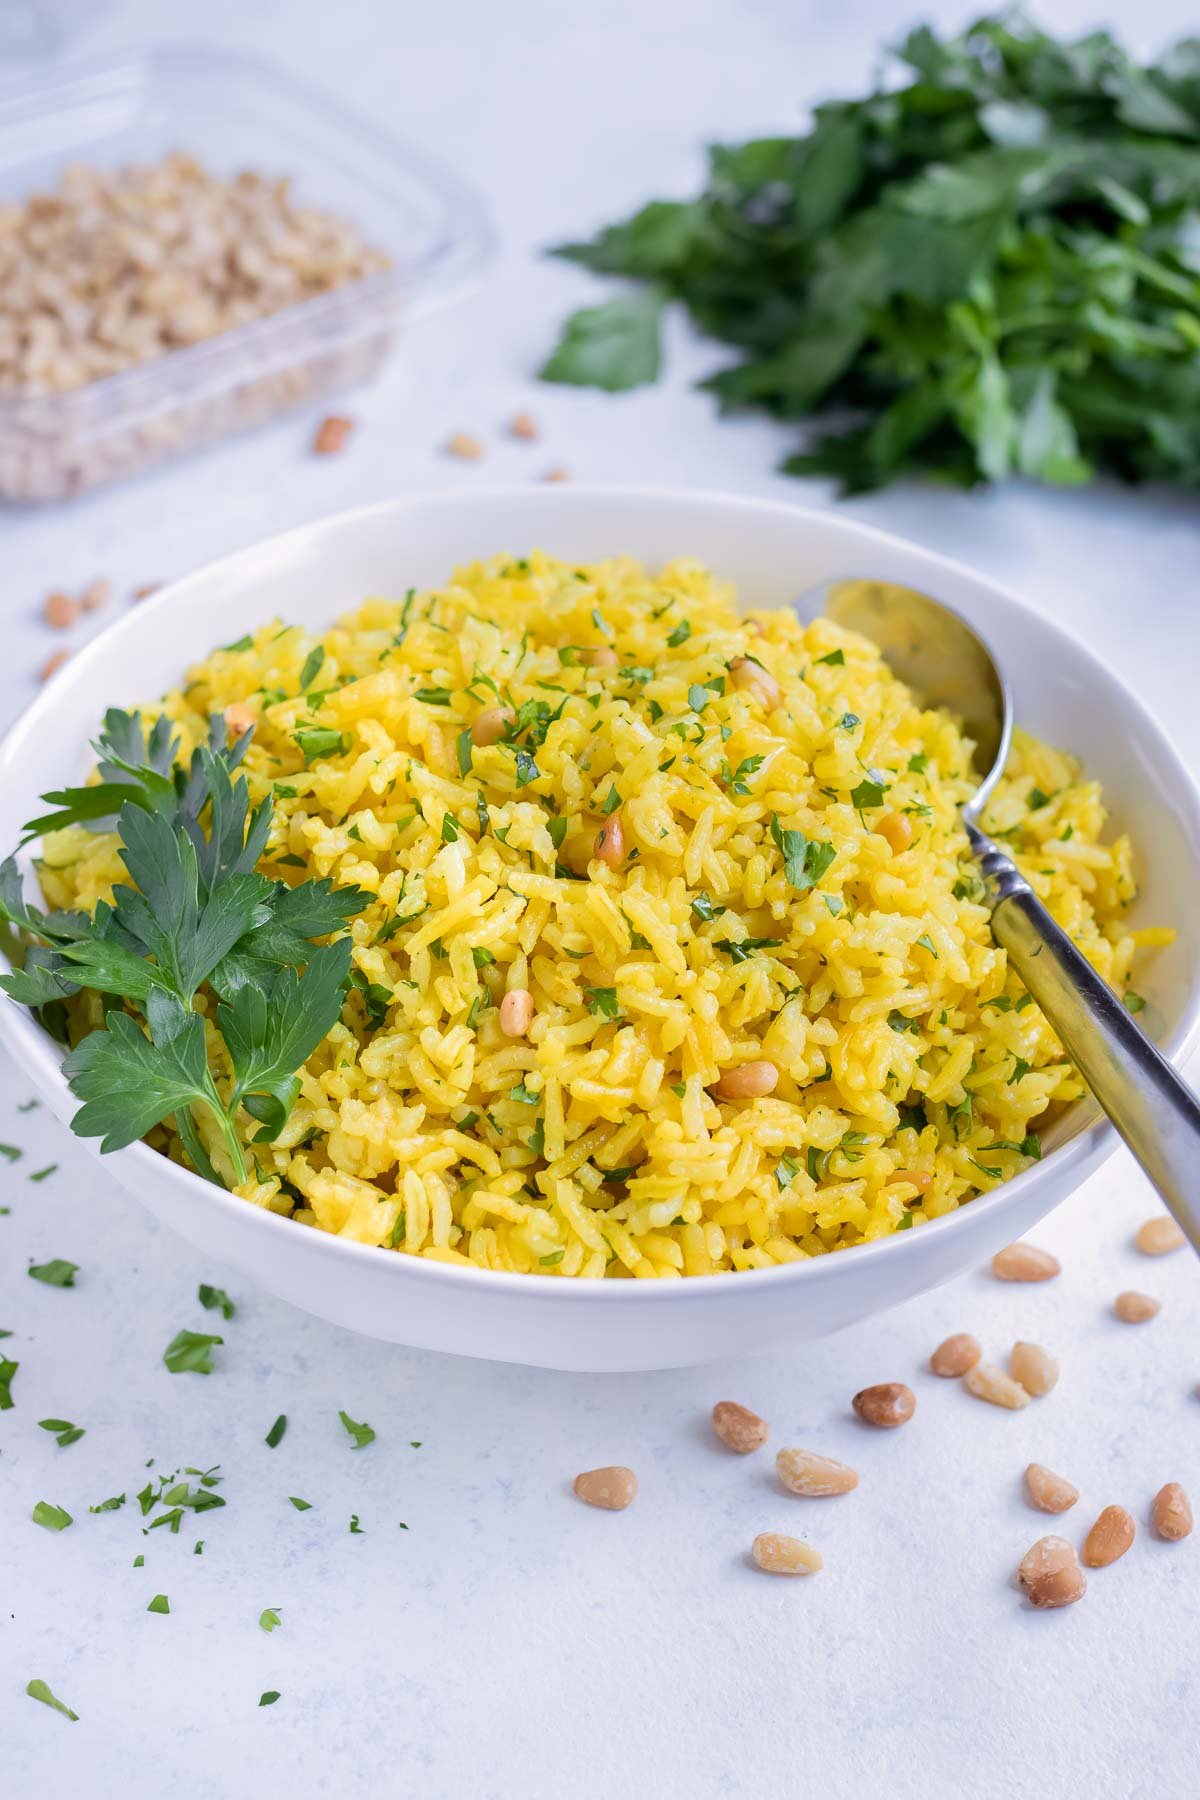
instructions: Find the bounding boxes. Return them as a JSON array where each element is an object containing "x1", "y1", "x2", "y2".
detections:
[
  {"x1": 38, "y1": 1418, "x2": 85, "y2": 1448},
  {"x1": 769, "y1": 814, "x2": 837, "y2": 892},
  {"x1": 146, "y1": 1594, "x2": 170, "y2": 1615},
  {"x1": 265, "y1": 1414, "x2": 287, "y2": 1449},
  {"x1": 914, "y1": 933, "x2": 938, "y2": 958},
  {"x1": 338, "y1": 1410, "x2": 376, "y2": 1450},
  {"x1": 198, "y1": 1283, "x2": 235, "y2": 1319},
  {"x1": 715, "y1": 936, "x2": 783, "y2": 963},
  {"x1": 32, "y1": 1501, "x2": 72, "y2": 1532},
  {"x1": 839, "y1": 713, "x2": 860, "y2": 730},
  {"x1": 294, "y1": 726, "x2": 349, "y2": 761},
  {"x1": 259, "y1": 1608, "x2": 283, "y2": 1633},
  {"x1": 26, "y1": 1679, "x2": 77, "y2": 1722},
  {"x1": 28, "y1": 1258, "x2": 78, "y2": 1287},
  {"x1": 601, "y1": 785, "x2": 622, "y2": 814},
  {"x1": 850, "y1": 777, "x2": 887, "y2": 810},
  {"x1": 815, "y1": 649, "x2": 845, "y2": 666},
  {"x1": 414, "y1": 687, "x2": 453, "y2": 707},
  {"x1": 259, "y1": 1691, "x2": 281, "y2": 1707},
  {"x1": 288, "y1": 1497, "x2": 312, "y2": 1512},
  {"x1": 666, "y1": 619, "x2": 692, "y2": 648},
  {"x1": 584, "y1": 986, "x2": 621, "y2": 1020},
  {"x1": 298, "y1": 646, "x2": 326, "y2": 691},
  {"x1": 1123, "y1": 990, "x2": 1147, "y2": 1014},
  {"x1": 1, "y1": 1356, "x2": 20, "y2": 1409},
  {"x1": 162, "y1": 1330, "x2": 223, "y2": 1375},
  {"x1": 509, "y1": 1080, "x2": 539, "y2": 1105},
  {"x1": 89, "y1": 1494, "x2": 125, "y2": 1513}
]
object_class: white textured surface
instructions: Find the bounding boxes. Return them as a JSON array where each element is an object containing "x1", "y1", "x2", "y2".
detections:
[{"x1": 1, "y1": 0, "x2": 1198, "y2": 1793}]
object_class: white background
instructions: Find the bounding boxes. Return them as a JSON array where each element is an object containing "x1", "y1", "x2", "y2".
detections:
[{"x1": 2, "y1": 1, "x2": 1199, "y2": 1795}]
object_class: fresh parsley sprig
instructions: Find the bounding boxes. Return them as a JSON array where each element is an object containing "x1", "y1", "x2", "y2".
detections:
[{"x1": 0, "y1": 709, "x2": 367, "y2": 1189}]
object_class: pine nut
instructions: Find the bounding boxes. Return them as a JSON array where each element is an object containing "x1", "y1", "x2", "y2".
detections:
[
  {"x1": 471, "y1": 706, "x2": 515, "y2": 746},
  {"x1": 878, "y1": 811, "x2": 914, "y2": 854},
  {"x1": 1009, "y1": 1341, "x2": 1058, "y2": 1397},
  {"x1": 1135, "y1": 1216, "x2": 1185, "y2": 1256},
  {"x1": 776, "y1": 1447, "x2": 858, "y2": 1496},
  {"x1": 1018, "y1": 1534, "x2": 1076, "y2": 1591},
  {"x1": 573, "y1": 1466, "x2": 637, "y2": 1510},
  {"x1": 1152, "y1": 1482, "x2": 1193, "y2": 1541},
  {"x1": 852, "y1": 1382, "x2": 915, "y2": 1428},
  {"x1": 39, "y1": 648, "x2": 70, "y2": 683},
  {"x1": 576, "y1": 645, "x2": 618, "y2": 668},
  {"x1": 509, "y1": 411, "x2": 539, "y2": 441},
  {"x1": 751, "y1": 1532, "x2": 822, "y2": 1576},
  {"x1": 1082, "y1": 1504, "x2": 1135, "y2": 1567},
  {"x1": 543, "y1": 466, "x2": 570, "y2": 483},
  {"x1": 132, "y1": 582, "x2": 162, "y2": 602},
  {"x1": 499, "y1": 988, "x2": 535, "y2": 1039},
  {"x1": 1025, "y1": 1463, "x2": 1079, "y2": 1514},
  {"x1": 729, "y1": 656, "x2": 781, "y2": 711},
  {"x1": 1114, "y1": 1290, "x2": 1160, "y2": 1323},
  {"x1": 594, "y1": 811, "x2": 625, "y2": 868},
  {"x1": 224, "y1": 702, "x2": 256, "y2": 740},
  {"x1": 963, "y1": 1363, "x2": 1030, "y2": 1410},
  {"x1": 43, "y1": 590, "x2": 80, "y2": 629},
  {"x1": 313, "y1": 414, "x2": 354, "y2": 455},
  {"x1": 711, "y1": 1400, "x2": 768, "y2": 1454},
  {"x1": 446, "y1": 431, "x2": 484, "y2": 461},
  {"x1": 79, "y1": 577, "x2": 111, "y2": 611},
  {"x1": 712, "y1": 1060, "x2": 779, "y2": 1101},
  {"x1": 992, "y1": 1242, "x2": 1060, "y2": 1282},
  {"x1": 890, "y1": 1168, "x2": 932, "y2": 1192},
  {"x1": 929, "y1": 1332, "x2": 981, "y2": 1378},
  {"x1": 1027, "y1": 1562, "x2": 1087, "y2": 1609}
]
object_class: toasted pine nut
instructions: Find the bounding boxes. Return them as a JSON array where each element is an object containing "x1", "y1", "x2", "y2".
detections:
[
  {"x1": 878, "y1": 811, "x2": 914, "y2": 854},
  {"x1": 729, "y1": 656, "x2": 781, "y2": 711},
  {"x1": 712, "y1": 1061, "x2": 779, "y2": 1101},
  {"x1": 1082, "y1": 1504, "x2": 1135, "y2": 1567},
  {"x1": 543, "y1": 466, "x2": 570, "y2": 483},
  {"x1": 313, "y1": 414, "x2": 354, "y2": 455},
  {"x1": 1025, "y1": 1463, "x2": 1079, "y2": 1514},
  {"x1": 776, "y1": 1447, "x2": 858, "y2": 1496},
  {"x1": 576, "y1": 645, "x2": 618, "y2": 668},
  {"x1": 1018, "y1": 1534, "x2": 1076, "y2": 1591},
  {"x1": 1135, "y1": 1216, "x2": 1185, "y2": 1256},
  {"x1": 43, "y1": 590, "x2": 80, "y2": 629},
  {"x1": 1010, "y1": 1340, "x2": 1058, "y2": 1397},
  {"x1": 509, "y1": 411, "x2": 539, "y2": 441},
  {"x1": 852, "y1": 1382, "x2": 915, "y2": 1428},
  {"x1": 471, "y1": 706, "x2": 515, "y2": 746},
  {"x1": 1153, "y1": 1482, "x2": 1193, "y2": 1541},
  {"x1": 224, "y1": 702, "x2": 256, "y2": 740},
  {"x1": 79, "y1": 577, "x2": 111, "y2": 611},
  {"x1": 573, "y1": 1465, "x2": 636, "y2": 1510},
  {"x1": 992, "y1": 1242, "x2": 1060, "y2": 1282},
  {"x1": 1114, "y1": 1290, "x2": 1160, "y2": 1323},
  {"x1": 963, "y1": 1363, "x2": 1030, "y2": 1410},
  {"x1": 752, "y1": 1532, "x2": 822, "y2": 1575},
  {"x1": 1027, "y1": 1562, "x2": 1087, "y2": 1609},
  {"x1": 594, "y1": 811, "x2": 625, "y2": 868},
  {"x1": 711, "y1": 1400, "x2": 768, "y2": 1454},
  {"x1": 499, "y1": 987, "x2": 535, "y2": 1039},
  {"x1": 930, "y1": 1332, "x2": 981, "y2": 1378},
  {"x1": 445, "y1": 430, "x2": 484, "y2": 461},
  {"x1": 39, "y1": 648, "x2": 70, "y2": 683}
]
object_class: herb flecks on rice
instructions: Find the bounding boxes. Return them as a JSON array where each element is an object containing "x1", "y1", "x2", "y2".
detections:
[{"x1": 37, "y1": 553, "x2": 1167, "y2": 1277}]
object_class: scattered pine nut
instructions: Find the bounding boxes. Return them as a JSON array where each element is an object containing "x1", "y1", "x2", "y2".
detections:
[
  {"x1": 499, "y1": 987, "x2": 535, "y2": 1040},
  {"x1": 1018, "y1": 1534, "x2": 1076, "y2": 1591},
  {"x1": 509, "y1": 411, "x2": 539, "y2": 441},
  {"x1": 728, "y1": 655, "x2": 781, "y2": 711},
  {"x1": 39, "y1": 648, "x2": 70, "y2": 683},
  {"x1": 711, "y1": 1401, "x2": 768, "y2": 1454},
  {"x1": 889, "y1": 1168, "x2": 932, "y2": 1192},
  {"x1": 43, "y1": 590, "x2": 80, "y2": 629},
  {"x1": 79, "y1": 577, "x2": 111, "y2": 612},
  {"x1": 1025, "y1": 1463, "x2": 1079, "y2": 1513},
  {"x1": 1082, "y1": 1504, "x2": 1135, "y2": 1567},
  {"x1": 1135, "y1": 1216, "x2": 1185, "y2": 1256},
  {"x1": 751, "y1": 1532, "x2": 822, "y2": 1576},
  {"x1": 224, "y1": 701, "x2": 257, "y2": 740},
  {"x1": 1114, "y1": 1290, "x2": 1160, "y2": 1323},
  {"x1": 543, "y1": 465, "x2": 570, "y2": 483},
  {"x1": 446, "y1": 431, "x2": 485, "y2": 461},
  {"x1": 1152, "y1": 1482, "x2": 1193, "y2": 1541},
  {"x1": 852, "y1": 1382, "x2": 915, "y2": 1428},
  {"x1": 776, "y1": 1447, "x2": 858, "y2": 1496},
  {"x1": 573, "y1": 1466, "x2": 637, "y2": 1510},
  {"x1": 1027, "y1": 1561, "x2": 1087, "y2": 1609},
  {"x1": 963, "y1": 1363, "x2": 1029, "y2": 1410},
  {"x1": 1009, "y1": 1340, "x2": 1058, "y2": 1397},
  {"x1": 594, "y1": 811, "x2": 625, "y2": 868},
  {"x1": 992, "y1": 1242, "x2": 1060, "y2": 1282},
  {"x1": 313, "y1": 414, "x2": 354, "y2": 455},
  {"x1": 576, "y1": 646, "x2": 618, "y2": 668},
  {"x1": 878, "y1": 811, "x2": 914, "y2": 854},
  {"x1": 930, "y1": 1332, "x2": 981, "y2": 1378},
  {"x1": 471, "y1": 706, "x2": 515, "y2": 746},
  {"x1": 713, "y1": 1061, "x2": 779, "y2": 1102}
]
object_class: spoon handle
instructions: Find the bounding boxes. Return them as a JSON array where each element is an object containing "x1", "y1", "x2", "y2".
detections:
[{"x1": 970, "y1": 824, "x2": 1200, "y2": 1253}]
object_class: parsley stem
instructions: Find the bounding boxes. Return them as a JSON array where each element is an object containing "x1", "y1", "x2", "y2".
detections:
[{"x1": 173, "y1": 1106, "x2": 224, "y2": 1188}]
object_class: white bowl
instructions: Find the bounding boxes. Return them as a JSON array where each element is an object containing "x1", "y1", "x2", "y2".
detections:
[{"x1": 2, "y1": 488, "x2": 1198, "y2": 1371}]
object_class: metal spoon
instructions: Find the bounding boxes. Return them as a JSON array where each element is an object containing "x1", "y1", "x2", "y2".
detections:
[{"x1": 809, "y1": 576, "x2": 1200, "y2": 1255}]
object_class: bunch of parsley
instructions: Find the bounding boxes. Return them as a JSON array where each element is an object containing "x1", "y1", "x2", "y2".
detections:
[
  {"x1": 542, "y1": 12, "x2": 1200, "y2": 492},
  {"x1": 0, "y1": 710, "x2": 365, "y2": 1188}
]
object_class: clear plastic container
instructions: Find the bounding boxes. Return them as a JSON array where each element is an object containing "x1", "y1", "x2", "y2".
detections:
[{"x1": 0, "y1": 46, "x2": 491, "y2": 502}]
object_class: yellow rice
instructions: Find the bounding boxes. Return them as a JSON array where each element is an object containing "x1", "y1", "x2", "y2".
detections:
[{"x1": 39, "y1": 552, "x2": 1170, "y2": 1279}]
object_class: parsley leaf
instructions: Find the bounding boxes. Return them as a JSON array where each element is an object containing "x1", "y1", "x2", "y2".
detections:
[
  {"x1": 265, "y1": 1414, "x2": 287, "y2": 1449},
  {"x1": 146, "y1": 1594, "x2": 170, "y2": 1615},
  {"x1": 32, "y1": 1500, "x2": 72, "y2": 1532},
  {"x1": 163, "y1": 1329, "x2": 223, "y2": 1375},
  {"x1": 769, "y1": 814, "x2": 837, "y2": 891},
  {"x1": 259, "y1": 1608, "x2": 283, "y2": 1633},
  {"x1": 0, "y1": 1355, "x2": 17, "y2": 1410},
  {"x1": 338, "y1": 1410, "x2": 376, "y2": 1450},
  {"x1": 715, "y1": 936, "x2": 783, "y2": 963},
  {"x1": 38, "y1": 1418, "x2": 85, "y2": 1448},
  {"x1": 584, "y1": 986, "x2": 621, "y2": 1020},
  {"x1": 28, "y1": 1258, "x2": 78, "y2": 1288},
  {"x1": 260, "y1": 1690, "x2": 281, "y2": 1707},
  {"x1": 198, "y1": 1283, "x2": 235, "y2": 1320},
  {"x1": 26, "y1": 1679, "x2": 78, "y2": 1722},
  {"x1": 540, "y1": 288, "x2": 665, "y2": 391}
]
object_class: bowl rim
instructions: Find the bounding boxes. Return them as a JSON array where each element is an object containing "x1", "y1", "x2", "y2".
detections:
[{"x1": 2, "y1": 482, "x2": 1198, "y2": 1303}]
